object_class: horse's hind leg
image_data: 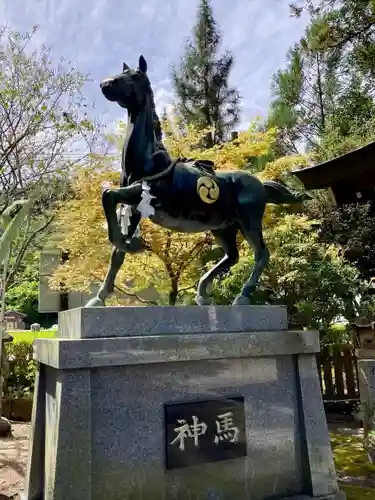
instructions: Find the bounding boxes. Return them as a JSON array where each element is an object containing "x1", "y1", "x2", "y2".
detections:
[
  {"x1": 196, "y1": 227, "x2": 239, "y2": 306},
  {"x1": 233, "y1": 214, "x2": 269, "y2": 306}
]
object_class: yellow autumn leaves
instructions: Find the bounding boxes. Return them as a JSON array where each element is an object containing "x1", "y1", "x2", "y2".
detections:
[{"x1": 50, "y1": 118, "x2": 307, "y2": 305}]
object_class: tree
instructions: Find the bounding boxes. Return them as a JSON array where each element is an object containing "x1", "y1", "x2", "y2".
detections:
[
  {"x1": 50, "y1": 119, "x2": 277, "y2": 305},
  {"x1": 3, "y1": 243, "x2": 55, "y2": 326},
  {"x1": 0, "y1": 25, "x2": 100, "y2": 210},
  {"x1": 290, "y1": 0, "x2": 375, "y2": 79},
  {"x1": 172, "y1": 0, "x2": 240, "y2": 145},
  {"x1": 267, "y1": 44, "x2": 334, "y2": 154},
  {"x1": 49, "y1": 165, "x2": 213, "y2": 307},
  {"x1": 268, "y1": 1, "x2": 375, "y2": 156},
  {"x1": 306, "y1": 197, "x2": 375, "y2": 283},
  {"x1": 204, "y1": 138, "x2": 372, "y2": 334},
  {"x1": 266, "y1": 2, "x2": 375, "y2": 302},
  {"x1": 0, "y1": 25, "x2": 102, "y2": 291},
  {"x1": 0, "y1": 198, "x2": 34, "y2": 435},
  {"x1": 6, "y1": 281, "x2": 40, "y2": 325},
  {"x1": 212, "y1": 213, "x2": 365, "y2": 334}
]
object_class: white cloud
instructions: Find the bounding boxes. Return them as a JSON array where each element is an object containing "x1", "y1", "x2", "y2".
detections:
[
  {"x1": 153, "y1": 86, "x2": 174, "y2": 115},
  {"x1": 3, "y1": 0, "x2": 310, "y2": 130}
]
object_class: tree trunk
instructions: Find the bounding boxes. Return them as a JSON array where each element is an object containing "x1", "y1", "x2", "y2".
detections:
[
  {"x1": 204, "y1": 131, "x2": 213, "y2": 148},
  {"x1": 169, "y1": 277, "x2": 179, "y2": 306},
  {"x1": 316, "y1": 53, "x2": 326, "y2": 132}
]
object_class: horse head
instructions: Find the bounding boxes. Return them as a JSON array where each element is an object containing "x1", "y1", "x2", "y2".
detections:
[{"x1": 100, "y1": 55, "x2": 151, "y2": 118}]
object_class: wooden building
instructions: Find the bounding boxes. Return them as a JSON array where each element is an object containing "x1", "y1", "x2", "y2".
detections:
[
  {"x1": 293, "y1": 141, "x2": 375, "y2": 205},
  {"x1": 4, "y1": 310, "x2": 26, "y2": 331}
]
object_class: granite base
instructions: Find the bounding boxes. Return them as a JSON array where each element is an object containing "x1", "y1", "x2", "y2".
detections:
[
  {"x1": 357, "y1": 359, "x2": 375, "y2": 436},
  {"x1": 23, "y1": 306, "x2": 344, "y2": 500}
]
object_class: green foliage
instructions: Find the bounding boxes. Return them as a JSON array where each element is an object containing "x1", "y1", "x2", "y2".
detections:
[
  {"x1": 310, "y1": 201, "x2": 375, "y2": 281},
  {"x1": 267, "y1": 44, "x2": 332, "y2": 154},
  {"x1": 366, "y1": 430, "x2": 375, "y2": 451},
  {"x1": 2, "y1": 332, "x2": 57, "y2": 398},
  {"x1": 0, "y1": 25, "x2": 98, "y2": 209},
  {"x1": 269, "y1": 1, "x2": 375, "y2": 156},
  {"x1": 267, "y1": 0, "x2": 375, "y2": 302},
  {"x1": 295, "y1": 1, "x2": 375, "y2": 79},
  {"x1": 171, "y1": 0, "x2": 240, "y2": 144},
  {"x1": 323, "y1": 323, "x2": 353, "y2": 346},
  {"x1": 342, "y1": 485, "x2": 375, "y2": 500},
  {"x1": 3, "y1": 341, "x2": 34, "y2": 398},
  {"x1": 3, "y1": 247, "x2": 58, "y2": 326},
  {"x1": 5, "y1": 280, "x2": 46, "y2": 326},
  {"x1": 212, "y1": 214, "x2": 361, "y2": 331},
  {"x1": 331, "y1": 432, "x2": 375, "y2": 477},
  {"x1": 0, "y1": 25, "x2": 103, "y2": 294},
  {"x1": 332, "y1": 426, "x2": 375, "y2": 497}
]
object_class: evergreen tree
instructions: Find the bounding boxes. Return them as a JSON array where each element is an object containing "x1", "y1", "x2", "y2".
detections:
[
  {"x1": 269, "y1": 1, "x2": 375, "y2": 290},
  {"x1": 291, "y1": 0, "x2": 375, "y2": 80},
  {"x1": 267, "y1": 1, "x2": 375, "y2": 156},
  {"x1": 172, "y1": 0, "x2": 240, "y2": 145},
  {"x1": 267, "y1": 45, "x2": 336, "y2": 155}
]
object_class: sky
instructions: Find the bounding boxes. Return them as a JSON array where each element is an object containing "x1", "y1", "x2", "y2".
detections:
[{"x1": 1, "y1": 0, "x2": 310, "y2": 131}]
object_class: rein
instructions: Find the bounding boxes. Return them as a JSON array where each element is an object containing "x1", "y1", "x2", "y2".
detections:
[{"x1": 129, "y1": 156, "x2": 179, "y2": 186}]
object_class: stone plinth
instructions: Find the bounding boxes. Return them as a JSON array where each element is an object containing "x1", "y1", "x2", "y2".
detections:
[
  {"x1": 356, "y1": 348, "x2": 375, "y2": 359},
  {"x1": 353, "y1": 322, "x2": 375, "y2": 351},
  {"x1": 357, "y1": 359, "x2": 375, "y2": 436},
  {"x1": 57, "y1": 304, "x2": 288, "y2": 338},
  {"x1": 23, "y1": 306, "x2": 345, "y2": 500}
]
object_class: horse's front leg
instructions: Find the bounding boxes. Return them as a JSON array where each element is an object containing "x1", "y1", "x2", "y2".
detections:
[
  {"x1": 86, "y1": 248, "x2": 126, "y2": 307},
  {"x1": 102, "y1": 184, "x2": 143, "y2": 251}
]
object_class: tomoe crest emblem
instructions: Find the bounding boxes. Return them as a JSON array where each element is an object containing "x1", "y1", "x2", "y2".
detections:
[{"x1": 197, "y1": 176, "x2": 220, "y2": 204}]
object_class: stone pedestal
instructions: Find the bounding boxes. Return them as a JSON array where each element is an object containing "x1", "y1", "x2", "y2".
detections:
[
  {"x1": 23, "y1": 306, "x2": 344, "y2": 500},
  {"x1": 357, "y1": 359, "x2": 375, "y2": 435}
]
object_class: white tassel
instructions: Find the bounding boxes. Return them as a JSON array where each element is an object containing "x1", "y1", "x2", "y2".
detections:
[
  {"x1": 136, "y1": 181, "x2": 156, "y2": 218},
  {"x1": 102, "y1": 182, "x2": 154, "y2": 237}
]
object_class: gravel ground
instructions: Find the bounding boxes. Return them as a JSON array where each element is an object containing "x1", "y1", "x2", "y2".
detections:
[
  {"x1": 0, "y1": 421, "x2": 373, "y2": 499},
  {"x1": 0, "y1": 422, "x2": 29, "y2": 499}
]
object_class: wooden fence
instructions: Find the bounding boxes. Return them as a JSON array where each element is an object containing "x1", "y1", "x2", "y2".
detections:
[{"x1": 316, "y1": 345, "x2": 360, "y2": 402}]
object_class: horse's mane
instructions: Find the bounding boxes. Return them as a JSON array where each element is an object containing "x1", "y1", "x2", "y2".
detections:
[{"x1": 148, "y1": 85, "x2": 163, "y2": 144}]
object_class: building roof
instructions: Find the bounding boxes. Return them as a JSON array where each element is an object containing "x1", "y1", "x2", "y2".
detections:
[
  {"x1": 5, "y1": 310, "x2": 26, "y2": 318},
  {"x1": 293, "y1": 141, "x2": 375, "y2": 190}
]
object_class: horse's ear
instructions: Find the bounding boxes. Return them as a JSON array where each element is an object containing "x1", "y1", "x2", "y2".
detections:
[
  {"x1": 138, "y1": 55, "x2": 147, "y2": 73},
  {"x1": 122, "y1": 62, "x2": 129, "y2": 72}
]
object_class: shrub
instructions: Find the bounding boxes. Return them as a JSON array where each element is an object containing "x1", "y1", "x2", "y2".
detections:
[
  {"x1": 3, "y1": 341, "x2": 35, "y2": 398},
  {"x1": 2, "y1": 330, "x2": 57, "y2": 399}
]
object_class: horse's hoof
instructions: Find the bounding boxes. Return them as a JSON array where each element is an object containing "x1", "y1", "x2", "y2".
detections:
[
  {"x1": 195, "y1": 295, "x2": 212, "y2": 306},
  {"x1": 232, "y1": 295, "x2": 250, "y2": 306},
  {"x1": 85, "y1": 297, "x2": 105, "y2": 307}
]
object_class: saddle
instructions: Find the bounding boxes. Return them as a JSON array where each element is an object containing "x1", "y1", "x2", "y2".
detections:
[
  {"x1": 180, "y1": 157, "x2": 216, "y2": 176},
  {"x1": 145, "y1": 150, "x2": 217, "y2": 184}
]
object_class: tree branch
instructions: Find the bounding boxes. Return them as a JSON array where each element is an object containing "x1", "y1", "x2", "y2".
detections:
[{"x1": 90, "y1": 272, "x2": 157, "y2": 305}]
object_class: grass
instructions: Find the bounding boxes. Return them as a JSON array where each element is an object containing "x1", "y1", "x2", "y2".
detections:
[
  {"x1": 9, "y1": 329, "x2": 57, "y2": 344},
  {"x1": 330, "y1": 432, "x2": 375, "y2": 498},
  {"x1": 342, "y1": 484, "x2": 375, "y2": 499},
  {"x1": 331, "y1": 432, "x2": 375, "y2": 477}
]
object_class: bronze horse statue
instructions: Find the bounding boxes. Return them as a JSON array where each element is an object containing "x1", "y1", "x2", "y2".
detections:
[{"x1": 86, "y1": 55, "x2": 309, "y2": 307}]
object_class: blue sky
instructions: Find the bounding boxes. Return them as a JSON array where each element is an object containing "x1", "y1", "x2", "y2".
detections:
[{"x1": 2, "y1": 0, "x2": 310, "y2": 131}]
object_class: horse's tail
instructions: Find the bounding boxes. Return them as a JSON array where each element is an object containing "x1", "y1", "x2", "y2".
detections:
[{"x1": 263, "y1": 180, "x2": 311, "y2": 205}]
